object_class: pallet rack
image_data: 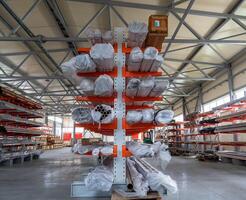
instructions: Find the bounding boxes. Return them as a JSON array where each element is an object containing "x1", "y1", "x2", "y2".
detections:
[
  {"x1": 167, "y1": 96, "x2": 246, "y2": 157},
  {"x1": 0, "y1": 86, "x2": 44, "y2": 166},
  {"x1": 71, "y1": 28, "x2": 166, "y2": 198}
]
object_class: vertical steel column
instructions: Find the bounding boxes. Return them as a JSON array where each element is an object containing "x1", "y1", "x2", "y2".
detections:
[
  {"x1": 61, "y1": 115, "x2": 64, "y2": 140},
  {"x1": 53, "y1": 119, "x2": 56, "y2": 136},
  {"x1": 113, "y1": 27, "x2": 126, "y2": 184}
]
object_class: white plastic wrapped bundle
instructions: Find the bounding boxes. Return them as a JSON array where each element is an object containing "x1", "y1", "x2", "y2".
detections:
[
  {"x1": 85, "y1": 28, "x2": 102, "y2": 44},
  {"x1": 92, "y1": 148, "x2": 100, "y2": 156},
  {"x1": 150, "y1": 55, "x2": 164, "y2": 72},
  {"x1": 127, "y1": 47, "x2": 143, "y2": 71},
  {"x1": 127, "y1": 141, "x2": 154, "y2": 157},
  {"x1": 94, "y1": 29, "x2": 102, "y2": 43},
  {"x1": 126, "y1": 78, "x2": 141, "y2": 97},
  {"x1": 137, "y1": 78, "x2": 155, "y2": 97},
  {"x1": 85, "y1": 166, "x2": 114, "y2": 191},
  {"x1": 61, "y1": 57, "x2": 81, "y2": 85},
  {"x1": 126, "y1": 111, "x2": 142, "y2": 124},
  {"x1": 140, "y1": 47, "x2": 158, "y2": 72},
  {"x1": 91, "y1": 104, "x2": 114, "y2": 124},
  {"x1": 155, "y1": 110, "x2": 174, "y2": 124},
  {"x1": 74, "y1": 54, "x2": 96, "y2": 72},
  {"x1": 159, "y1": 144, "x2": 171, "y2": 170},
  {"x1": 72, "y1": 143, "x2": 93, "y2": 155},
  {"x1": 100, "y1": 146, "x2": 113, "y2": 156},
  {"x1": 142, "y1": 109, "x2": 154, "y2": 123},
  {"x1": 90, "y1": 43, "x2": 114, "y2": 71},
  {"x1": 102, "y1": 31, "x2": 113, "y2": 44},
  {"x1": 71, "y1": 107, "x2": 93, "y2": 123},
  {"x1": 94, "y1": 75, "x2": 113, "y2": 96},
  {"x1": 79, "y1": 78, "x2": 94, "y2": 95},
  {"x1": 128, "y1": 22, "x2": 148, "y2": 48},
  {"x1": 149, "y1": 80, "x2": 169, "y2": 97},
  {"x1": 127, "y1": 159, "x2": 149, "y2": 196}
]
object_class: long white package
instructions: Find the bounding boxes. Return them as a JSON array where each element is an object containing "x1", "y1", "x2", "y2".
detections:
[
  {"x1": 85, "y1": 166, "x2": 114, "y2": 191},
  {"x1": 137, "y1": 78, "x2": 155, "y2": 97},
  {"x1": 128, "y1": 21, "x2": 148, "y2": 48},
  {"x1": 90, "y1": 43, "x2": 114, "y2": 71},
  {"x1": 102, "y1": 31, "x2": 113, "y2": 44},
  {"x1": 150, "y1": 55, "x2": 164, "y2": 72},
  {"x1": 126, "y1": 111, "x2": 142, "y2": 124},
  {"x1": 61, "y1": 57, "x2": 82, "y2": 85},
  {"x1": 140, "y1": 47, "x2": 158, "y2": 72},
  {"x1": 149, "y1": 80, "x2": 169, "y2": 97},
  {"x1": 100, "y1": 146, "x2": 113, "y2": 156},
  {"x1": 91, "y1": 104, "x2": 114, "y2": 124},
  {"x1": 127, "y1": 141, "x2": 155, "y2": 157},
  {"x1": 94, "y1": 75, "x2": 113, "y2": 96},
  {"x1": 142, "y1": 109, "x2": 154, "y2": 123},
  {"x1": 74, "y1": 54, "x2": 96, "y2": 72},
  {"x1": 127, "y1": 159, "x2": 149, "y2": 196},
  {"x1": 71, "y1": 107, "x2": 93, "y2": 123},
  {"x1": 155, "y1": 110, "x2": 174, "y2": 124},
  {"x1": 126, "y1": 78, "x2": 141, "y2": 97},
  {"x1": 79, "y1": 78, "x2": 94, "y2": 95},
  {"x1": 127, "y1": 47, "x2": 143, "y2": 71}
]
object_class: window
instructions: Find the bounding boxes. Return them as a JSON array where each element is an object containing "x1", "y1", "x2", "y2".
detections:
[
  {"x1": 234, "y1": 87, "x2": 246, "y2": 99},
  {"x1": 203, "y1": 94, "x2": 230, "y2": 112}
]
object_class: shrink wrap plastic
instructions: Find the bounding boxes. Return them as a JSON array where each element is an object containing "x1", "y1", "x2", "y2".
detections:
[
  {"x1": 74, "y1": 54, "x2": 96, "y2": 72},
  {"x1": 79, "y1": 78, "x2": 94, "y2": 95},
  {"x1": 128, "y1": 22, "x2": 148, "y2": 48},
  {"x1": 85, "y1": 166, "x2": 114, "y2": 191},
  {"x1": 90, "y1": 43, "x2": 114, "y2": 71},
  {"x1": 140, "y1": 47, "x2": 158, "y2": 72},
  {"x1": 126, "y1": 111, "x2": 142, "y2": 124},
  {"x1": 71, "y1": 107, "x2": 93, "y2": 123},
  {"x1": 150, "y1": 55, "x2": 164, "y2": 72},
  {"x1": 126, "y1": 78, "x2": 141, "y2": 97},
  {"x1": 127, "y1": 47, "x2": 143, "y2": 72},
  {"x1": 155, "y1": 110, "x2": 174, "y2": 124},
  {"x1": 141, "y1": 109, "x2": 154, "y2": 123},
  {"x1": 91, "y1": 104, "x2": 114, "y2": 124},
  {"x1": 149, "y1": 80, "x2": 169, "y2": 97},
  {"x1": 137, "y1": 78, "x2": 155, "y2": 97},
  {"x1": 94, "y1": 75, "x2": 114, "y2": 96}
]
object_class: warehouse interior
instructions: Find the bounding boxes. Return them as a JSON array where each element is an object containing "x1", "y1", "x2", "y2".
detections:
[{"x1": 0, "y1": 0, "x2": 246, "y2": 200}]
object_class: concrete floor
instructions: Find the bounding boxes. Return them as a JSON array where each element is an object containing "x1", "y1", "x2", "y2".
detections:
[{"x1": 0, "y1": 148, "x2": 245, "y2": 200}]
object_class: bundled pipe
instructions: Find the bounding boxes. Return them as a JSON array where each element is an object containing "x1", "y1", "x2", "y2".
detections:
[
  {"x1": 137, "y1": 77, "x2": 155, "y2": 97},
  {"x1": 74, "y1": 54, "x2": 97, "y2": 72},
  {"x1": 150, "y1": 55, "x2": 164, "y2": 72},
  {"x1": 140, "y1": 47, "x2": 158, "y2": 72},
  {"x1": 94, "y1": 74, "x2": 114, "y2": 96},
  {"x1": 141, "y1": 109, "x2": 154, "y2": 123},
  {"x1": 154, "y1": 110, "x2": 174, "y2": 124},
  {"x1": 90, "y1": 43, "x2": 114, "y2": 71},
  {"x1": 79, "y1": 78, "x2": 95, "y2": 95},
  {"x1": 91, "y1": 104, "x2": 114, "y2": 124},
  {"x1": 149, "y1": 80, "x2": 169, "y2": 97},
  {"x1": 128, "y1": 22, "x2": 148, "y2": 48},
  {"x1": 71, "y1": 107, "x2": 93, "y2": 123},
  {"x1": 126, "y1": 78, "x2": 141, "y2": 97},
  {"x1": 126, "y1": 110, "x2": 143, "y2": 124},
  {"x1": 127, "y1": 47, "x2": 143, "y2": 71},
  {"x1": 85, "y1": 28, "x2": 113, "y2": 45}
]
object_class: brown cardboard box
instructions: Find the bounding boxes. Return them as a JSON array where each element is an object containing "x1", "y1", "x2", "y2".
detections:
[
  {"x1": 145, "y1": 32, "x2": 165, "y2": 50},
  {"x1": 149, "y1": 15, "x2": 168, "y2": 35}
]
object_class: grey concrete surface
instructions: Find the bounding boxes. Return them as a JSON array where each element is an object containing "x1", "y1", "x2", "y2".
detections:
[{"x1": 0, "y1": 148, "x2": 245, "y2": 200}]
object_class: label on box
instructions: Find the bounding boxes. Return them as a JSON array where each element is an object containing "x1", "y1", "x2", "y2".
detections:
[{"x1": 154, "y1": 20, "x2": 160, "y2": 27}]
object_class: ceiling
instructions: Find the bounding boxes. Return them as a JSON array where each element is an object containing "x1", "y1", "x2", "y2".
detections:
[{"x1": 0, "y1": 0, "x2": 245, "y2": 114}]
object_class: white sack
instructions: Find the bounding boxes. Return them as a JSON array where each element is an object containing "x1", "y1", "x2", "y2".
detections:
[
  {"x1": 150, "y1": 55, "x2": 164, "y2": 72},
  {"x1": 126, "y1": 111, "x2": 142, "y2": 124},
  {"x1": 100, "y1": 146, "x2": 113, "y2": 156},
  {"x1": 94, "y1": 75, "x2": 113, "y2": 96},
  {"x1": 71, "y1": 107, "x2": 93, "y2": 123},
  {"x1": 142, "y1": 109, "x2": 154, "y2": 123},
  {"x1": 155, "y1": 110, "x2": 174, "y2": 124},
  {"x1": 61, "y1": 57, "x2": 81, "y2": 85},
  {"x1": 90, "y1": 43, "x2": 114, "y2": 71},
  {"x1": 79, "y1": 78, "x2": 94, "y2": 95},
  {"x1": 127, "y1": 47, "x2": 143, "y2": 71},
  {"x1": 137, "y1": 78, "x2": 155, "y2": 97},
  {"x1": 149, "y1": 80, "x2": 169, "y2": 97},
  {"x1": 128, "y1": 22, "x2": 148, "y2": 48},
  {"x1": 147, "y1": 172, "x2": 178, "y2": 194},
  {"x1": 140, "y1": 47, "x2": 158, "y2": 72},
  {"x1": 85, "y1": 166, "x2": 114, "y2": 191},
  {"x1": 126, "y1": 78, "x2": 141, "y2": 97},
  {"x1": 74, "y1": 54, "x2": 96, "y2": 72},
  {"x1": 91, "y1": 104, "x2": 114, "y2": 124}
]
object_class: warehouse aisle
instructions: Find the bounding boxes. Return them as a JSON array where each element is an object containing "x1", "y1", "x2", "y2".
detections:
[{"x1": 0, "y1": 148, "x2": 245, "y2": 200}]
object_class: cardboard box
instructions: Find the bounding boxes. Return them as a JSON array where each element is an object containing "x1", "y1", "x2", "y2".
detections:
[
  {"x1": 149, "y1": 15, "x2": 168, "y2": 35},
  {"x1": 145, "y1": 32, "x2": 165, "y2": 50}
]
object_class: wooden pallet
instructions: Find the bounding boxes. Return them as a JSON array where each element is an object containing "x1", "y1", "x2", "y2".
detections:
[{"x1": 111, "y1": 191, "x2": 161, "y2": 200}]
